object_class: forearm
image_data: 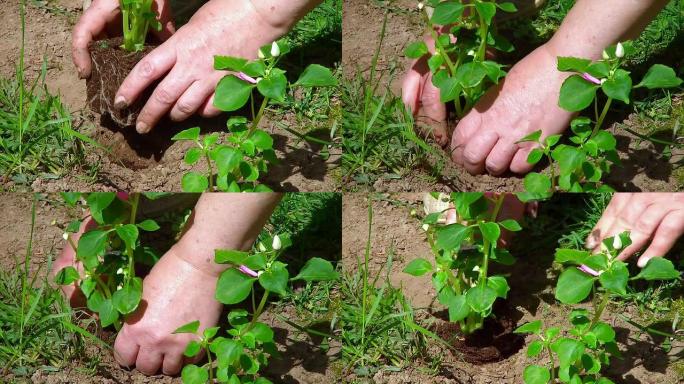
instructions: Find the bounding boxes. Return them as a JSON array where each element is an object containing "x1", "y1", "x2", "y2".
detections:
[
  {"x1": 249, "y1": 0, "x2": 322, "y2": 35},
  {"x1": 175, "y1": 193, "x2": 283, "y2": 276},
  {"x1": 547, "y1": 0, "x2": 669, "y2": 59}
]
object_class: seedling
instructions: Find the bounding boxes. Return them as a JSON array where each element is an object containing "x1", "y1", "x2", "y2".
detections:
[
  {"x1": 175, "y1": 234, "x2": 339, "y2": 383},
  {"x1": 515, "y1": 231, "x2": 681, "y2": 384},
  {"x1": 403, "y1": 192, "x2": 521, "y2": 335},
  {"x1": 172, "y1": 41, "x2": 337, "y2": 192},
  {"x1": 120, "y1": 0, "x2": 162, "y2": 52},
  {"x1": 404, "y1": 1, "x2": 517, "y2": 118},
  {"x1": 54, "y1": 192, "x2": 162, "y2": 329},
  {"x1": 518, "y1": 41, "x2": 683, "y2": 198}
]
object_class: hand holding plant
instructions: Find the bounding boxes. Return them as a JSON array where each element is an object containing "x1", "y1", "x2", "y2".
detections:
[{"x1": 515, "y1": 232, "x2": 681, "y2": 384}]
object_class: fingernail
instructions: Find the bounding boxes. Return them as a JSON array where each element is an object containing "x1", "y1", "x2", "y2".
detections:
[
  {"x1": 78, "y1": 70, "x2": 86, "y2": 80},
  {"x1": 136, "y1": 122, "x2": 149, "y2": 134},
  {"x1": 585, "y1": 235, "x2": 597, "y2": 249},
  {"x1": 114, "y1": 96, "x2": 128, "y2": 110},
  {"x1": 637, "y1": 256, "x2": 649, "y2": 268}
]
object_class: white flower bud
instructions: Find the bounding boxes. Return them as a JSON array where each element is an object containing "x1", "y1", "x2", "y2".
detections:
[
  {"x1": 116, "y1": 267, "x2": 124, "y2": 275},
  {"x1": 613, "y1": 235, "x2": 622, "y2": 250},
  {"x1": 258, "y1": 49, "x2": 265, "y2": 59},
  {"x1": 417, "y1": 2, "x2": 424, "y2": 10},
  {"x1": 272, "y1": 235, "x2": 282, "y2": 250},
  {"x1": 422, "y1": 224, "x2": 429, "y2": 232},
  {"x1": 602, "y1": 50, "x2": 609, "y2": 60},
  {"x1": 270, "y1": 42, "x2": 280, "y2": 57},
  {"x1": 615, "y1": 42, "x2": 625, "y2": 58},
  {"x1": 258, "y1": 242, "x2": 266, "y2": 252}
]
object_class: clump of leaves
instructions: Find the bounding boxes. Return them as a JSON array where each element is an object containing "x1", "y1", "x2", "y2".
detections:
[
  {"x1": 120, "y1": 0, "x2": 162, "y2": 51},
  {"x1": 176, "y1": 234, "x2": 339, "y2": 383},
  {"x1": 515, "y1": 231, "x2": 681, "y2": 384},
  {"x1": 518, "y1": 41, "x2": 683, "y2": 198},
  {"x1": 404, "y1": 192, "x2": 521, "y2": 335},
  {"x1": 54, "y1": 192, "x2": 163, "y2": 329},
  {"x1": 405, "y1": 0, "x2": 517, "y2": 118},
  {"x1": 172, "y1": 41, "x2": 337, "y2": 192}
]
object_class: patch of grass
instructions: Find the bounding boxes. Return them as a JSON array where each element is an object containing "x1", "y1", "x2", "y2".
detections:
[
  {"x1": 285, "y1": 0, "x2": 341, "y2": 51},
  {"x1": 341, "y1": 11, "x2": 440, "y2": 187},
  {"x1": 1, "y1": 2, "x2": 95, "y2": 188},
  {"x1": 0, "y1": 197, "x2": 85, "y2": 379},
  {"x1": 335, "y1": 197, "x2": 425, "y2": 377}
]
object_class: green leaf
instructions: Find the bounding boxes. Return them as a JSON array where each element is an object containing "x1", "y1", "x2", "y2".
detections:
[
  {"x1": 499, "y1": 219, "x2": 522, "y2": 232},
  {"x1": 87, "y1": 193, "x2": 116, "y2": 224},
  {"x1": 431, "y1": 1, "x2": 465, "y2": 25},
  {"x1": 250, "y1": 130, "x2": 273, "y2": 151},
  {"x1": 214, "y1": 249, "x2": 249, "y2": 265},
  {"x1": 523, "y1": 365, "x2": 550, "y2": 384},
  {"x1": 465, "y1": 283, "x2": 497, "y2": 313},
  {"x1": 137, "y1": 219, "x2": 160, "y2": 232},
  {"x1": 405, "y1": 41, "x2": 429, "y2": 59},
  {"x1": 173, "y1": 320, "x2": 200, "y2": 334},
  {"x1": 555, "y1": 249, "x2": 590, "y2": 265},
  {"x1": 403, "y1": 258, "x2": 433, "y2": 276},
  {"x1": 602, "y1": 69, "x2": 632, "y2": 104},
  {"x1": 552, "y1": 145, "x2": 585, "y2": 174},
  {"x1": 557, "y1": 57, "x2": 591, "y2": 73},
  {"x1": 592, "y1": 322, "x2": 616, "y2": 343},
  {"x1": 527, "y1": 148, "x2": 544, "y2": 164},
  {"x1": 454, "y1": 61, "x2": 488, "y2": 89},
  {"x1": 636, "y1": 64, "x2": 683, "y2": 89},
  {"x1": 115, "y1": 224, "x2": 139, "y2": 250},
  {"x1": 447, "y1": 294, "x2": 470, "y2": 322},
  {"x1": 184, "y1": 340, "x2": 202, "y2": 357},
  {"x1": 250, "y1": 322, "x2": 274, "y2": 343},
  {"x1": 527, "y1": 340, "x2": 544, "y2": 357},
  {"x1": 112, "y1": 277, "x2": 143, "y2": 315},
  {"x1": 436, "y1": 223, "x2": 471, "y2": 251},
  {"x1": 214, "y1": 55, "x2": 247, "y2": 71},
  {"x1": 587, "y1": 61, "x2": 610, "y2": 78},
  {"x1": 438, "y1": 76, "x2": 462, "y2": 103},
  {"x1": 599, "y1": 261, "x2": 629, "y2": 295},
  {"x1": 294, "y1": 64, "x2": 337, "y2": 87},
  {"x1": 552, "y1": 338, "x2": 585, "y2": 367},
  {"x1": 524, "y1": 172, "x2": 551, "y2": 194},
  {"x1": 555, "y1": 268, "x2": 596, "y2": 304},
  {"x1": 634, "y1": 257, "x2": 680, "y2": 280},
  {"x1": 488, "y1": 275, "x2": 510, "y2": 298},
  {"x1": 243, "y1": 253, "x2": 267, "y2": 270},
  {"x1": 181, "y1": 172, "x2": 209, "y2": 192},
  {"x1": 97, "y1": 297, "x2": 119, "y2": 328},
  {"x1": 257, "y1": 68, "x2": 287, "y2": 102},
  {"x1": 497, "y1": 2, "x2": 517, "y2": 12},
  {"x1": 592, "y1": 130, "x2": 617, "y2": 151},
  {"x1": 61, "y1": 192, "x2": 82, "y2": 206},
  {"x1": 214, "y1": 147, "x2": 242, "y2": 176},
  {"x1": 514, "y1": 320, "x2": 542, "y2": 334},
  {"x1": 181, "y1": 365, "x2": 209, "y2": 384},
  {"x1": 54, "y1": 266, "x2": 79, "y2": 285},
  {"x1": 214, "y1": 75, "x2": 255, "y2": 112},
  {"x1": 559, "y1": 75, "x2": 598, "y2": 112},
  {"x1": 516, "y1": 130, "x2": 542, "y2": 144},
  {"x1": 215, "y1": 268, "x2": 255, "y2": 304},
  {"x1": 184, "y1": 147, "x2": 203, "y2": 165},
  {"x1": 479, "y1": 222, "x2": 501, "y2": 243},
  {"x1": 474, "y1": 2, "x2": 497, "y2": 25},
  {"x1": 258, "y1": 262, "x2": 289, "y2": 296},
  {"x1": 292, "y1": 257, "x2": 338, "y2": 281},
  {"x1": 213, "y1": 338, "x2": 242, "y2": 366},
  {"x1": 76, "y1": 230, "x2": 109, "y2": 270},
  {"x1": 171, "y1": 127, "x2": 200, "y2": 141}
]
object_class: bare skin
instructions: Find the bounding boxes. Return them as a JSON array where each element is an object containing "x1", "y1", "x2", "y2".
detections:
[
  {"x1": 402, "y1": 0, "x2": 669, "y2": 175},
  {"x1": 53, "y1": 193, "x2": 282, "y2": 376},
  {"x1": 72, "y1": 0, "x2": 320, "y2": 134},
  {"x1": 586, "y1": 193, "x2": 684, "y2": 267}
]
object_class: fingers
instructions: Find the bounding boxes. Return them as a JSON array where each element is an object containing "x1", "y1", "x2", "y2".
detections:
[
  {"x1": 200, "y1": 94, "x2": 222, "y2": 118},
  {"x1": 401, "y1": 62, "x2": 424, "y2": 114},
  {"x1": 510, "y1": 146, "x2": 535, "y2": 174},
  {"x1": 638, "y1": 210, "x2": 684, "y2": 267},
  {"x1": 461, "y1": 130, "x2": 499, "y2": 175},
  {"x1": 485, "y1": 139, "x2": 518, "y2": 176},
  {"x1": 113, "y1": 330, "x2": 140, "y2": 368},
  {"x1": 115, "y1": 44, "x2": 177, "y2": 116},
  {"x1": 418, "y1": 76, "x2": 448, "y2": 146},
  {"x1": 169, "y1": 80, "x2": 215, "y2": 122},
  {"x1": 136, "y1": 347, "x2": 163, "y2": 375},
  {"x1": 72, "y1": 1, "x2": 120, "y2": 78},
  {"x1": 616, "y1": 202, "x2": 672, "y2": 261},
  {"x1": 162, "y1": 352, "x2": 184, "y2": 376},
  {"x1": 451, "y1": 112, "x2": 482, "y2": 166},
  {"x1": 586, "y1": 193, "x2": 632, "y2": 249}
]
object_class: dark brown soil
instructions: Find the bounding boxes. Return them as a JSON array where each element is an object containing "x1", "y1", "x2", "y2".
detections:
[
  {"x1": 432, "y1": 303, "x2": 524, "y2": 364},
  {"x1": 87, "y1": 37, "x2": 156, "y2": 128}
]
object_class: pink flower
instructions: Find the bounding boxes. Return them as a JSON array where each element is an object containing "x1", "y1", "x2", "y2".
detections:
[
  {"x1": 578, "y1": 264, "x2": 599, "y2": 277},
  {"x1": 238, "y1": 265, "x2": 258, "y2": 278},
  {"x1": 236, "y1": 72, "x2": 257, "y2": 84},
  {"x1": 581, "y1": 72, "x2": 601, "y2": 85}
]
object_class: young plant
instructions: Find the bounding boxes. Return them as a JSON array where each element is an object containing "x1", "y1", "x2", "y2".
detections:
[
  {"x1": 404, "y1": 1, "x2": 517, "y2": 118},
  {"x1": 519, "y1": 41, "x2": 683, "y2": 198},
  {"x1": 515, "y1": 231, "x2": 681, "y2": 384},
  {"x1": 172, "y1": 41, "x2": 338, "y2": 192},
  {"x1": 120, "y1": 0, "x2": 162, "y2": 51},
  {"x1": 54, "y1": 192, "x2": 162, "y2": 329},
  {"x1": 403, "y1": 192, "x2": 521, "y2": 335},
  {"x1": 175, "y1": 234, "x2": 339, "y2": 384}
]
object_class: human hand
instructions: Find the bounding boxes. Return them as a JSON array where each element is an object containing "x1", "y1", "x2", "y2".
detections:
[
  {"x1": 71, "y1": 0, "x2": 175, "y2": 79},
  {"x1": 585, "y1": 193, "x2": 684, "y2": 267},
  {"x1": 113, "y1": 0, "x2": 294, "y2": 134}
]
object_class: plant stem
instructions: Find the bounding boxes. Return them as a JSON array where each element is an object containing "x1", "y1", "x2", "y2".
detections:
[
  {"x1": 546, "y1": 344, "x2": 556, "y2": 382},
  {"x1": 479, "y1": 194, "x2": 506, "y2": 284},
  {"x1": 206, "y1": 347, "x2": 214, "y2": 382},
  {"x1": 360, "y1": 198, "x2": 373, "y2": 348},
  {"x1": 248, "y1": 96, "x2": 270, "y2": 137},
  {"x1": 126, "y1": 193, "x2": 140, "y2": 281},
  {"x1": 204, "y1": 150, "x2": 215, "y2": 191},
  {"x1": 247, "y1": 290, "x2": 270, "y2": 332},
  {"x1": 589, "y1": 292, "x2": 610, "y2": 330},
  {"x1": 18, "y1": 1, "x2": 26, "y2": 162},
  {"x1": 591, "y1": 98, "x2": 613, "y2": 138}
]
